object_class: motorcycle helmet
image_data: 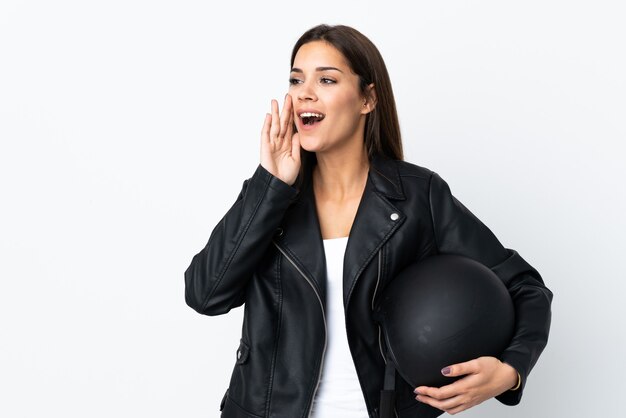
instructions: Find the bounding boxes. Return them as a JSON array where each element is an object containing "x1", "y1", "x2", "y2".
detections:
[{"x1": 374, "y1": 254, "x2": 515, "y2": 416}]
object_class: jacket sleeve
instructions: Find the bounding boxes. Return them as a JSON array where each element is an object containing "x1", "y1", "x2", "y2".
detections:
[
  {"x1": 184, "y1": 164, "x2": 298, "y2": 316},
  {"x1": 428, "y1": 171, "x2": 553, "y2": 406}
]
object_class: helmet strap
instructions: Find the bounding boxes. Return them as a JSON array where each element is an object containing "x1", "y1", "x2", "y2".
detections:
[{"x1": 379, "y1": 361, "x2": 396, "y2": 418}]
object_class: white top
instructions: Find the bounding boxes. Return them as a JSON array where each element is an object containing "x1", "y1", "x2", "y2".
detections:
[{"x1": 310, "y1": 236, "x2": 369, "y2": 417}]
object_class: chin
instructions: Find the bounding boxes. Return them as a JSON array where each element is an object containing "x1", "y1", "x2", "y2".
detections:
[{"x1": 298, "y1": 135, "x2": 326, "y2": 153}]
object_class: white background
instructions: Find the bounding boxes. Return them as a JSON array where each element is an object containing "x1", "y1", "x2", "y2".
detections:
[{"x1": 1, "y1": 1, "x2": 624, "y2": 417}]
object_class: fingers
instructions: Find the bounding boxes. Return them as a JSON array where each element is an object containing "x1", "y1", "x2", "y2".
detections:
[
  {"x1": 291, "y1": 132, "x2": 300, "y2": 163},
  {"x1": 260, "y1": 94, "x2": 300, "y2": 184},
  {"x1": 412, "y1": 359, "x2": 478, "y2": 400},
  {"x1": 414, "y1": 381, "x2": 472, "y2": 414},
  {"x1": 441, "y1": 359, "x2": 479, "y2": 378},
  {"x1": 267, "y1": 95, "x2": 294, "y2": 146},
  {"x1": 414, "y1": 358, "x2": 504, "y2": 414},
  {"x1": 415, "y1": 380, "x2": 462, "y2": 401},
  {"x1": 279, "y1": 94, "x2": 293, "y2": 138},
  {"x1": 415, "y1": 393, "x2": 467, "y2": 414},
  {"x1": 261, "y1": 113, "x2": 271, "y2": 145},
  {"x1": 269, "y1": 99, "x2": 280, "y2": 142}
]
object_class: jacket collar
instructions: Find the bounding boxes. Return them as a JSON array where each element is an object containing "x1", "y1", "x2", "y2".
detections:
[
  {"x1": 272, "y1": 153, "x2": 406, "y2": 308},
  {"x1": 369, "y1": 153, "x2": 405, "y2": 201}
]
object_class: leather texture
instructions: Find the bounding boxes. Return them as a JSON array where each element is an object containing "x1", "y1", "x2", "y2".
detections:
[{"x1": 184, "y1": 154, "x2": 553, "y2": 418}]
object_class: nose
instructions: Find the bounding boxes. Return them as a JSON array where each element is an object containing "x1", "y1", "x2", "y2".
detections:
[{"x1": 297, "y1": 79, "x2": 317, "y2": 102}]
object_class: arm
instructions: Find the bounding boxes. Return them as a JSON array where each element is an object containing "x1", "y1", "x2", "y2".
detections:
[
  {"x1": 184, "y1": 164, "x2": 298, "y2": 316},
  {"x1": 185, "y1": 93, "x2": 301, "y2": 316},
  {"x1": 418, "y1": 172, "x2": 553, "y2": 407}
]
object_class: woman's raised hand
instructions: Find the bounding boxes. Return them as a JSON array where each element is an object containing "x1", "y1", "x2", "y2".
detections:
[{"x1": 260, "y1": 94, "x2": 301, "y2": 186}]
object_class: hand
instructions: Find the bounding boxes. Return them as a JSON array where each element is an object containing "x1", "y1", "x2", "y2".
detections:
[
  {"x1": 413, "y1": 356, "x2": 518, "y2": 415},
  {"x1": 260, "y1": 94, "x2": 300, "y2": 186}
]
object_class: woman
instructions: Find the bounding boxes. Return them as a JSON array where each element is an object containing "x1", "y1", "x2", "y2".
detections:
[{"x1": 185, "y1": 24, "x2": 552, "y2": 418}]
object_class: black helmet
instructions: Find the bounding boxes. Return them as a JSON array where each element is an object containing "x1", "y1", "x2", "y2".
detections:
[{"x1": 374, "y1": 254, "x2": 514, "y2": 416}]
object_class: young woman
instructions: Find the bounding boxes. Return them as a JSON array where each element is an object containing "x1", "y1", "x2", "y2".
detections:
[{"x1": 185, "y1": 24, "x2": 553, "y2": 418}]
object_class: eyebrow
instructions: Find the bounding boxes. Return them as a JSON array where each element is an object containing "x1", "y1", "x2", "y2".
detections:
[{"x1": 290, "y1": 66, "x2": 343, "y2": 73}]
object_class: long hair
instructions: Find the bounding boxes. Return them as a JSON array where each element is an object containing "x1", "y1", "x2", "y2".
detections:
[{"x1": 290, "y1": 24, "x2": 404, "y2": 191}]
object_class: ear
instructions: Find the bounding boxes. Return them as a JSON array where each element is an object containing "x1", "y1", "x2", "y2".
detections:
[{"x1": 361, "y1": 83, "x2": 378, "y2": 115}]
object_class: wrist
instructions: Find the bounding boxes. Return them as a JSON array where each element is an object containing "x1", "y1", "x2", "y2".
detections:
[
  {"x1": 500, "y1": 361, "x2": 520, "y2": 391},
  {"x1": 510, "y1": 371, "x2": 522, "y2": 391}
]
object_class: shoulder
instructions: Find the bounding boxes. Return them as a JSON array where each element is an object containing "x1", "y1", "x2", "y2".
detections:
[
  {"x1": 369, "y1": 154, "x2": 449, "y2": 199},
  {"x1": 394, "y1": 160, "x2": 445, "y2": 203},
  {"x1": 385, "y1": 157, "x2": 440, "y2": 190},
  {"x1": 395, "y1": 159, "x2": 435, "y2": 181},
  {"x1": 393, "y1": 159, "x2": 452, "y2": 193},
  {"x1": 371, "y1": 153, "x2": 436, "y2": 182}
]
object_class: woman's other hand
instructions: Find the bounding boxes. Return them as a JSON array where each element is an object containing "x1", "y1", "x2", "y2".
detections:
[
  {"x1": 413, "y1": 356, "x2": 519, "y2": 415},
  {"x1": 260, "y1": 94, "x2": 301, "y2": 186}
]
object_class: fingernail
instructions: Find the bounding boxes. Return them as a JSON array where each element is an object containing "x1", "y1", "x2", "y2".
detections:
[
  {"x1": 413, "y1": 388, "x2": 420, "y2": 394},
  {"x1": 441, "y1": 367, "x2": 451, "y2": 375}
]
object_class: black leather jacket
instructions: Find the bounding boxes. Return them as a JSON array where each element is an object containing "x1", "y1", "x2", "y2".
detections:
[{"x1": 184, "y1": 154, "x2": 553, "y2": 418}]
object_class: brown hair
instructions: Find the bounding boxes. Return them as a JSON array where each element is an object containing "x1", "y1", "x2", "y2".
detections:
[{"x1": 290, "y1": 24, "x2": 404, "y2": 191}]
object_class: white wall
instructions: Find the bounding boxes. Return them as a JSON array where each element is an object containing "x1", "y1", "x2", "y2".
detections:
[{"x1": 1, "y1": 1, "x2": 624, "y2": 417}]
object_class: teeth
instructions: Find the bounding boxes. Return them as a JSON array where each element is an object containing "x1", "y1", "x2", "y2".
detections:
[{"x1": 300, "y1": 112, "x2": 324, "y2": 118}]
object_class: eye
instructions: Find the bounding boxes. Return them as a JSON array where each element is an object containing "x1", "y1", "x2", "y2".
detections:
[
  {"x1": 288, "y1": 77, "x2": 302, "y2": 85},
  {"x1": 320, "y1": 77, "x2": 336, "y2": 84}
]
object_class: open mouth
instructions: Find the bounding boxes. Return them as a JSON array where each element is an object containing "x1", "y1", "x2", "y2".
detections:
[{"x1": 299, "y1": 112, "x2": 325, "y2": 126}]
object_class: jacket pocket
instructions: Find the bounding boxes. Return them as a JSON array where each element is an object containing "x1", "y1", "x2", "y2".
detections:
[
  {"x1": 221, "y1": 391, "x2": 263, "y2": 418},
  {"x1": 225, "y1": 339, "x2": 266, "y2": 416}
]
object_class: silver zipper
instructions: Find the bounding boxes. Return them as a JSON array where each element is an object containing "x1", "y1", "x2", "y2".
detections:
[
  {"x1": 272, "y1": 241, "x2": 327, "y2": 418},
  {"x1": 372, "y1": 251, "x2": 386, "y2": 363},
  {"x1": 372, "y1": 250, "x2": 399, "y2": 418}
]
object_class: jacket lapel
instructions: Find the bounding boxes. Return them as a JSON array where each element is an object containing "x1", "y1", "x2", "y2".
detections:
[
  {"x1": 275, "y1": 154, "x2": 407, "y2": 310},
  {"x1": 275, "y1": 178, "x2": 327, "y2": 306},
  {"x1": 343, "y1": 154, "x2": 406, "y2": 307}
]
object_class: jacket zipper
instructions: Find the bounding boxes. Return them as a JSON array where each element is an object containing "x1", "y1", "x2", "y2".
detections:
[
  {"x1": 372, "y1": 251, "x2": 385, "y2": 362},
  {"x1": 371, "y1": 250, "x2": 399, "y2": 418},
  {"x1": 272, "y1": 241, "x2": 327, "y2": 418}
]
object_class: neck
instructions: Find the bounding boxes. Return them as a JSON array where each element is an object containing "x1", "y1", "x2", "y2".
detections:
[{"x1": 313, "y1": 144, "x2": 369, "y2": 200}]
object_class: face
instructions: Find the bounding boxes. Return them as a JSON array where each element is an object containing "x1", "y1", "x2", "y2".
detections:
[{"x1": 289, "y1": 41, "x2": 374, "y2": 154}]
